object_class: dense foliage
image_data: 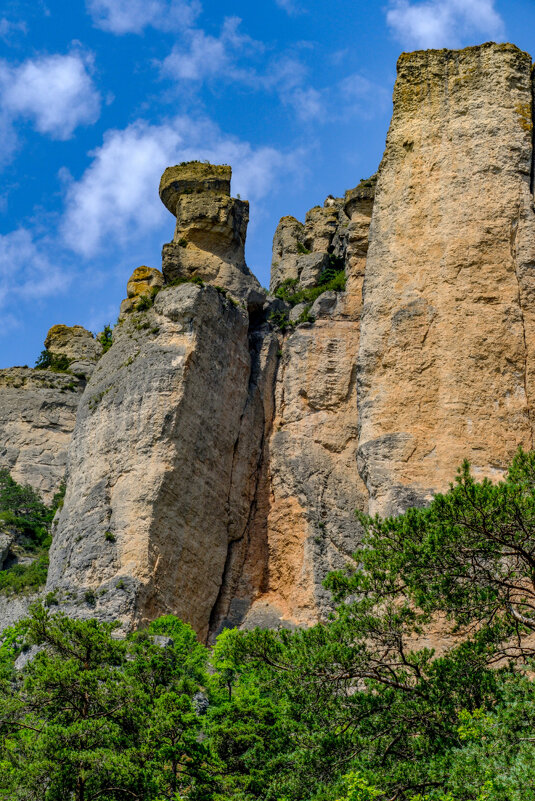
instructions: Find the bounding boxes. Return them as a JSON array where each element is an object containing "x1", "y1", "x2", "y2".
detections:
[
  {"x1": 2, "y1": 452, "x2": 535, "y2": 799},
  {"x1": 34, "y1": 350, "x2": 72, "y2": 372},
  {"x1": 0, "y1": 472, "x2": 64, "y2": 594}
]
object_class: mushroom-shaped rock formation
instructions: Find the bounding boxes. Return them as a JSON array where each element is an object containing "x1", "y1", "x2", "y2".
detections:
[
  {"x1": 159, "y1": 161, "x2": 264, "y2": 312},
  {"x1": 120, "y1": 266, "x2": 164, "y2": 316},
  {"x1": 159, "y1": 162, "x2": 231, "y2": 214}
]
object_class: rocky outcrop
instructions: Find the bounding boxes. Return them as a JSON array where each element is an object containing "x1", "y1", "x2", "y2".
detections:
[
  {"x1": 269, "y1": 197, "x2": 349, "y2": 295},
  {"x1": 358, "y1": 42, "x2": 535, "y2": 516},
  {"x1": 45, "y1": 324, "x2": 103, "y2": 378},
  {"x1": 160, "y1": 162, "x2": 264, "y2": 311},
  {"x1": 0, "y1": 364, "x2": 84, "y2": 503},
  {"x1": 119, "y1": 266, "x2": 164, "y2": 316},
  {"x1": 46, "y1": 283, "x2": 265, "y2": 638},
  {"x1": 226, "y1": 181, "x2": 374, "y2": 631},
  {"x1": 0, "y1": 325, "x2": 99, "y2": 502}
]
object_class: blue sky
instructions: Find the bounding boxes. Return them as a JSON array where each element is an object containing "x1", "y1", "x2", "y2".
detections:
[{"x1": 2, "y1": 0, "x2": 535, "y2": 367}]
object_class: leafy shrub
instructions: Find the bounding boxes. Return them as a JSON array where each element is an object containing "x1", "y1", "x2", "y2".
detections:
[
  {"x1": 98, "y1": 324, "x2": 113, "y2": 353},
  {"x1": 84, "y1": 589, "x2": 96, "y2": 606},
  {"x1": 274, "y1": 258, "x2": 346, "y2": 309},
  {"x1": 0, "y1": 551, "x2": 49, "y2": 595},
  {"x1": 165, "y1": 275, "x2": 205, "y2": 289},
  {"x1": 34, "y1": 350, "x2": 71, "y2": 372},
  {"x1": 0, "y1": 471, "x2": 62, "y2": 595}
]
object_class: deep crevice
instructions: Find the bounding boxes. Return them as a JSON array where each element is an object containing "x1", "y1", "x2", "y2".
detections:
[{"x1": 207, "y1": 327, "x2": 280, "y2": 641}]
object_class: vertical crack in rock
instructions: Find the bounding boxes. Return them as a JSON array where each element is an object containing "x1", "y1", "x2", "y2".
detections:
[
  {"x1": 208, "y1": 327, "x2": 280, "y2": 638},
  {"x1": 510, "y1": 207, "x2": 534, "y2": 450},
  {"x1": 234, "y1": 180, "x2": 374, "y2": 630}
]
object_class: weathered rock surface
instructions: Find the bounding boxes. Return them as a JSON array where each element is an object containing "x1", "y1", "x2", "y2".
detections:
[
  {"x1": 231, "y1": 180, "x2": 374, "y2": 630},
  {"x1": 160, "y1": 162, "x2": 264, "y2": 310},
  {"x1": 8, "y1": 43, "x2": 535, "y2": 646},
  {"x1": 0, "y1": 367, "x2": 84, "y2": 502},
  {"x1": 238, "y1": 317, "x2": 368, "y2": 629},
  {"x1": 358, "y1": 43, "x2": 535, "y2": 516},
  {"x1": 45, "y1": 324, "x2": 103, "y2": 377},
  {"x1": 120, "y1": 266, "x2": 164, "y2": 316},
  {"x1": 46, "y1": 283, "x2": 264, "y2": 639},
  {"x1": 0, "y1": 594, "x2": 39, "y2": 632}
]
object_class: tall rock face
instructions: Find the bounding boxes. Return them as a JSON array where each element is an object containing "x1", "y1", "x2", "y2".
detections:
[
  {"x1": 46, "y1": 284, "x2": 264, "y2": 638},
  {"x1": 0, "y1": 326, "x2": 99, "y2": 503},
  {"x1": 7, "y1": 43, "x2": 535, "y2": 641},
  {"x1": 358, "y1": 43, "x2": 535, "y2": 516},
  {"x1": 220, "y1": 183, "x2": 375, "y2": 631}
]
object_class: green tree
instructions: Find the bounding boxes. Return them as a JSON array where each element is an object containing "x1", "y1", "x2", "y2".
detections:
[
  {"x1": 0, "y1": 472, "x2": 65, "y2": 595},
  {"x1": 0, "y1": 607, "x2": 213, "y2": 801},
  {"x1": 98, "y1": 326, "x2": 113, "y2": 354},
  {"x1": 212, "y1": 455, "x2": 535, "y2": 800},
  {"x1": 334, "y1": 449, "x2": 535, "y2": 654}
]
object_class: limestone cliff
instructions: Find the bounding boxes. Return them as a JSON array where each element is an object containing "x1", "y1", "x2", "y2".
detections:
[
  {"x1": 0, "y1": 325, "x2": 100, "y2": 503},
  {"x1": 4, "y1": 43, "x2": 535, "y2": 642},
  {"x1": 358, "y1": 43, "x2": 535, "y2": 516},
  {"x1": 219, "y1": 181, "x2": 374, "y2": 631},
  {"x1": 46, "y1": 284, "x2": 257, "y2": 638}
]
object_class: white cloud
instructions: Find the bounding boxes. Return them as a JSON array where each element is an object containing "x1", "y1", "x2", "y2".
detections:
[
  {"x1": 263, "y1": 57, "x2": 388, "y2": 123},
  {"x1": 61, "y1": 116, "x2": 302, "y2": 257},
  {"x1": 160, "y1": 17, "x2": 262, "y2": 83},
  {"x1": 386, "y1": 0, "x2": 506, "y2": 50},
  {"x1": 337, "y1": 73, "x2": 390, "y2": 119},
  {"x1": 0, "y1": 228, "x2": 67, "y2": 311},
  {"x1": 86, "y1": 0, "x2": 201, "y2": 34},
  {"x1": 284, "y1": 86, "x2": 323, "y2": 121},
  {"x1": 0, "y1": 51, "x2": 101, "y2": 140},
  {"x1": 0, "y1": 17, "x2": 27, "y2": 41},
  {"x1": 274, "y1": 0, "x2": 304, "y2": 16}
]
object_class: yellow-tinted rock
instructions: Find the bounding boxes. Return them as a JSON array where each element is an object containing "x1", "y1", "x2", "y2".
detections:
[
  {"x1": 45, "y1": 325, "x2": 102, "y2": 364},
  {"x1": 126, "y1": 266, "x2": 164, "y2": 299},
  {"x1": 119, "y1": 266, "x2": 164, "y2": 315},
  {"x1": 159, "y1": 163, "x2": 264, "y2": 309},
  {"x1": 159, "y1": 162, "x2": 231, "y2": 216}
]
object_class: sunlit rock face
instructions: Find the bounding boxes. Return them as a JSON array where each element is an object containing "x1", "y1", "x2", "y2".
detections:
[
  {"x1": 160, "y1": 162, "x2": 265, "y2": 312},
  {"x1": 7, "y1": 42, "x2": 535, "y2": 640},
  {"x1": 46, "y1": 283, "x2": 258, "y2": 640},
  {"x1": 0, "y1": 325, "x2": 97, "y2": 504},
  {"x1": 358, "y1": 43, "x2": 535, "y2": 516}
]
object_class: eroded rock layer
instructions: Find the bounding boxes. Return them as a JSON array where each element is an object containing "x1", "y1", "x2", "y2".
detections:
[{"x1": 0, "y1": 324, "x2": 100, "y2": 503}]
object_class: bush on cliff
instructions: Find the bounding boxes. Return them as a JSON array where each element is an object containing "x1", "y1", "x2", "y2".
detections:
[
  {"x1": 34, "y1": 349, "x2": 72, "y2": 372},
  {"x1": 0, "y1": 472, "x2": 64, "y2": 594}
]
